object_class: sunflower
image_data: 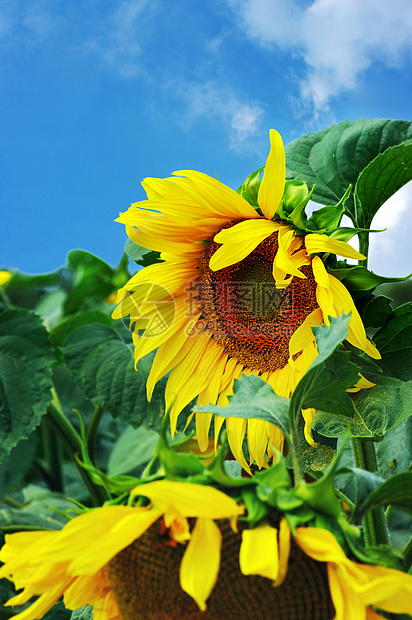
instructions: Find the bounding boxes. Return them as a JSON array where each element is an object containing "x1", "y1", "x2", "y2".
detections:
[
  {"x1": 0, "y1": 480, "x2": 243, "y2": 620},
  {"x1": 2, "y1": 485, "x2": 412, "y2": 620},
  {"x1": 113, "y1": 129, "x2": 380, "y2": 471}
]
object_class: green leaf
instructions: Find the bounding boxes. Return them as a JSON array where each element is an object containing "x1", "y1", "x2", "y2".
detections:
[
  {"x1": 285, "y1": 118, "x2": 412, "y2": 225},
  {"x1": 108, "y1": 426, "x2": 159, "y2": 476},
  {"x1": 357, "y1": 472, "x2": 412, "y2": 519},
  {"x1": 70, "y1": 607, "x2": 93, "y2": 620},
  {"x1": 313, "y1": 375, "x2": 412, "y2": 439},
  {"x1": 308, "y1": 185, "x2": 350, "y2": 232},
  {"x1": 328, "y1": 265, "x2": 411, "y2": 296},
  {"x1": 195, "y1": 374, "x2": 291, "y2": 437},
  {"x1": 124, "y1": 239, "x2": 161, "y2": 267},
  {"x1": 0, "y1": 486, "x2": 72, "y2": 532},
  {"x1": 63, "y1": 324, "x2": 167, "y2": 430},
  {"x1": 374, "y1": 303, "x2": 412, "y2": 380},
  {"x1": 64, "y1": 250, "x2": 115, "y2": 315},
  {"x1": 356, "y1": 295, "x2": 393, "y2": 329},
  {"x1": 355, "y1": 142, "x2": 412, "y2": 228},
  {"x1": 289, "y1": 315, "x2": 358, "y2": 427},
  {"x1": 0, "y1": 435, "x2": 37, "y2": 498},
  {"x1": 236, "y1": 166, "x2": 264, "y2": 208},
  {"x1": 377, "y1": 418, "x2": 412, "y2": 479},
  {"x1": 50, "y1": 310, "x2": 115, "y2": 347},
  {"x1": 288, "y1": 417, "x2": 336, "y2": 473},
  {"x1": 0, "y1": 309, "x2": 55, "y2": 463}
]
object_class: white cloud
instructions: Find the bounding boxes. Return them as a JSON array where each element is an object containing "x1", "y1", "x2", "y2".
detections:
[
  {"x1": 85, "y1": 0, "x2": 155, "y2": 78},
  {"x1": 177, "y1": 80, "x2": 264, "y2": 151},
  {"x1": 226, "y1": 0, "x2": 412, "y2": 115},
  {"x1": 369, "y1": 182, "x2": 412, "y2": 276},
  {"x1": 0, "y1": 0, "x2": 59, "y2": 47}
]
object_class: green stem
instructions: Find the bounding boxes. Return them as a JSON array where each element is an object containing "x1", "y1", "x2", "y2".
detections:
[
  {"x1": 358, "y1": 231, "x2": 369, "y2": 267},
  {"x1": 87, "y1": 404, "x2": 104, "y2": 466},
  {"x1": 46, "y1": 401, "x2": 108, "y2": 506},
  {"x1": 350, "y1": 233, "x2": 389, "y2": 546},
  {"x1": 41, "y1": 417, "x2": 64, "y2": 492},
  {"x1": 351, "y1": 438, "x2": 390, "y2": 546},
  {"x1": 289, "y1": 429, "x2": 304, "y2": 485},
  {"x1": 3, "y1": 494, "x2": 23, "y2": 509},
  {"x1": 403, "y1": 537, "x2": 412, "y2": 573}
]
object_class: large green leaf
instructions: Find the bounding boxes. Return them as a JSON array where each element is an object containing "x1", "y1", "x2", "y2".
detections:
[
  {"x1": 108, "y1": 426, "x2": 159, "y2": 476},
  {"x1": 373, "y1": 303, "x2": 412, "y2": 381},
  {"x1": 377, "y1": 418, "x2": 412, "y2": 479},
  {"x1": 195, "y1": 374, "x2": 290, "y2": 437},
  {"x1": 0, "y1": 434, "x2": 37, "y2": 498},
  {"x1": 0, "y1": 486, "x2": 72, "y2": 532},
  {"x1": 63, "y1": 324, "x2": 167, "y2": 429},
  {"x1": 328, "y1": 265, "x2": 411, "y2": 297},
  {"x1": 285, "y1": 118, "x2": 412, "y2": 224},
  {"x1": 355, "y1": 142, "x2": 412, "y2": 228},
  {"x1": 312, "y1": 375, "x2": 412, "y2": 439},
  {"x1": 0, "y1": 309, "x2": 55, "y2": 463},
  {"x1": 63, "y1": 250, "x2": 115, "y2": 315},
  {"x1": 289, "y1": 315, "x2": 359, "y2": 426},
  {"x1": 356, "y1": 471, "x2": 412, "y2": 519}
]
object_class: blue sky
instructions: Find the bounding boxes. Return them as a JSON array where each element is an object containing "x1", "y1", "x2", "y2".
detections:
[{"x1": 1, "y1": 0, "x2": 412, "y2": 278}]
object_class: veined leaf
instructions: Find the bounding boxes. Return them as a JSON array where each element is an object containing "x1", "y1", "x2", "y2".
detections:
[
  {"x1": 195, "y1": 374, "x2": 290, "y2": 437},
  {"x1": 355, "y1": 142, "x2": 412, "y2": 228},
  {"x1": 63, "y1": 324, "x2": 168, "y2": 429},
  {"x1": 313, "y1": 375, "x2": 412, "y2": 439},
  {"x1": 285, "y1": 118, "x2": 412, "y2": 225},
  {"x1": 356, "y1": 471, "x2": 412, "y2": 519},
  {"x1": 0, "y1": 309, "x2": 55, "y2": 463},
  {"x1": 373, "y1": 302, "x2": 412, "y2": 380}
]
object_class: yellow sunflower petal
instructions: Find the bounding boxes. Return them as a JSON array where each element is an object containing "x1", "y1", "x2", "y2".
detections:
[
  {"x1": 327, "y1": 274, "x2": 381, "y2": 359},
  {"x1": 68, "y1": 508, "x2": 163, "y2": 575},
  {"x1": 288, "y1": 308, "x2": 323, "y2": 359},
  {"x1": 258, "y1": 129, "x2": 286, "y2": 220},
  {"x1": 180, "y1": 518, "x2": 221, "y2": 611},
  {"x1": 172, "y1": 169, "x2": 260, "y2": 220},
  {"x1": 247, "y1": 419, "x2": 269, "y2": 469},
  {"x1": 0, "y1": 271, "x2": 11, "y2": 286},
  {"x1": 239, "y1": 524, "x2": 279, "y2": 581},
  {"x1": 305, "y1": 233, "x2": 366, "y2": 261},
  {"x1": 273, "y1": 227, "x2": 307, "y2": 282},
  {"x1": 210, "y1": 219, "x2": 281, "y2": 271},
  {"x1": 226, "y1": 416, "x2": 252, "y2": 474},
  {"x1": 273, "y1": 518, "x2": 291, "y2": 587},
  {"x1": 131, "y1": 480, "x2": 244, "y2": 519},
  {"x1": 301, "y1": 408, "x2": 317, "y2": 447}
]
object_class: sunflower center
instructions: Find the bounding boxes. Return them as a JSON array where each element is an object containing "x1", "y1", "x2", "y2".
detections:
[
  {"x1": 106, "y1": 519, "x2": 335, "y2": 620},
  {"x1": 197, "y1": 225, "x2": 318, "y2": 373}
]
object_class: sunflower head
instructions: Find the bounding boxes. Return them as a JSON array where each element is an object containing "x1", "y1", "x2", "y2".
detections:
[{"x1": 112, "y1": 129, "x2": 380, "y2": 470}]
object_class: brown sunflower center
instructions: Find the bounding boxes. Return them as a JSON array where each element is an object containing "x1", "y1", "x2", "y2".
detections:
[
  {"x1": 197, "y1": 225, "x2": 318, "y2": 373},
  {"x1": 106, "y1": 519, "x2": 335, "y2": 620}
]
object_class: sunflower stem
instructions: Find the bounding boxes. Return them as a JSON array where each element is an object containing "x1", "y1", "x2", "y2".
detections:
[
  {"x1": 46, "y1": 399, "x2": 108, "y2": 507},
  {"x1": 289, "y1": 429, "x2": 304, "y2": 485},
  {"x1": 402, "y1": 536, "x2": 412, "y2": 573},
  {"x1": 351, "y1": 437, "x2": 390, "y2": 546},
  {"x1": 358, "y1": 231, "x2": 369, "y2": 267},
  {"x1": 41, "y1": 416, "x2": 64, "y2": 493},
  {"x1": 353, "y1": 229, "x2": 390, "y2": 546},
  {"x1": 87, "y1": 404, "x2": 104, "y2": 466}
]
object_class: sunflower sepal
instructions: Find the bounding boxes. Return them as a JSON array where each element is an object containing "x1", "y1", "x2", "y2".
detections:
[
  {"x1": 308, "y1": 186, "x2": 349, "y2": 232},
  {"x1": 236, "y1": 165, "x2": 264, "y2": 209}
]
